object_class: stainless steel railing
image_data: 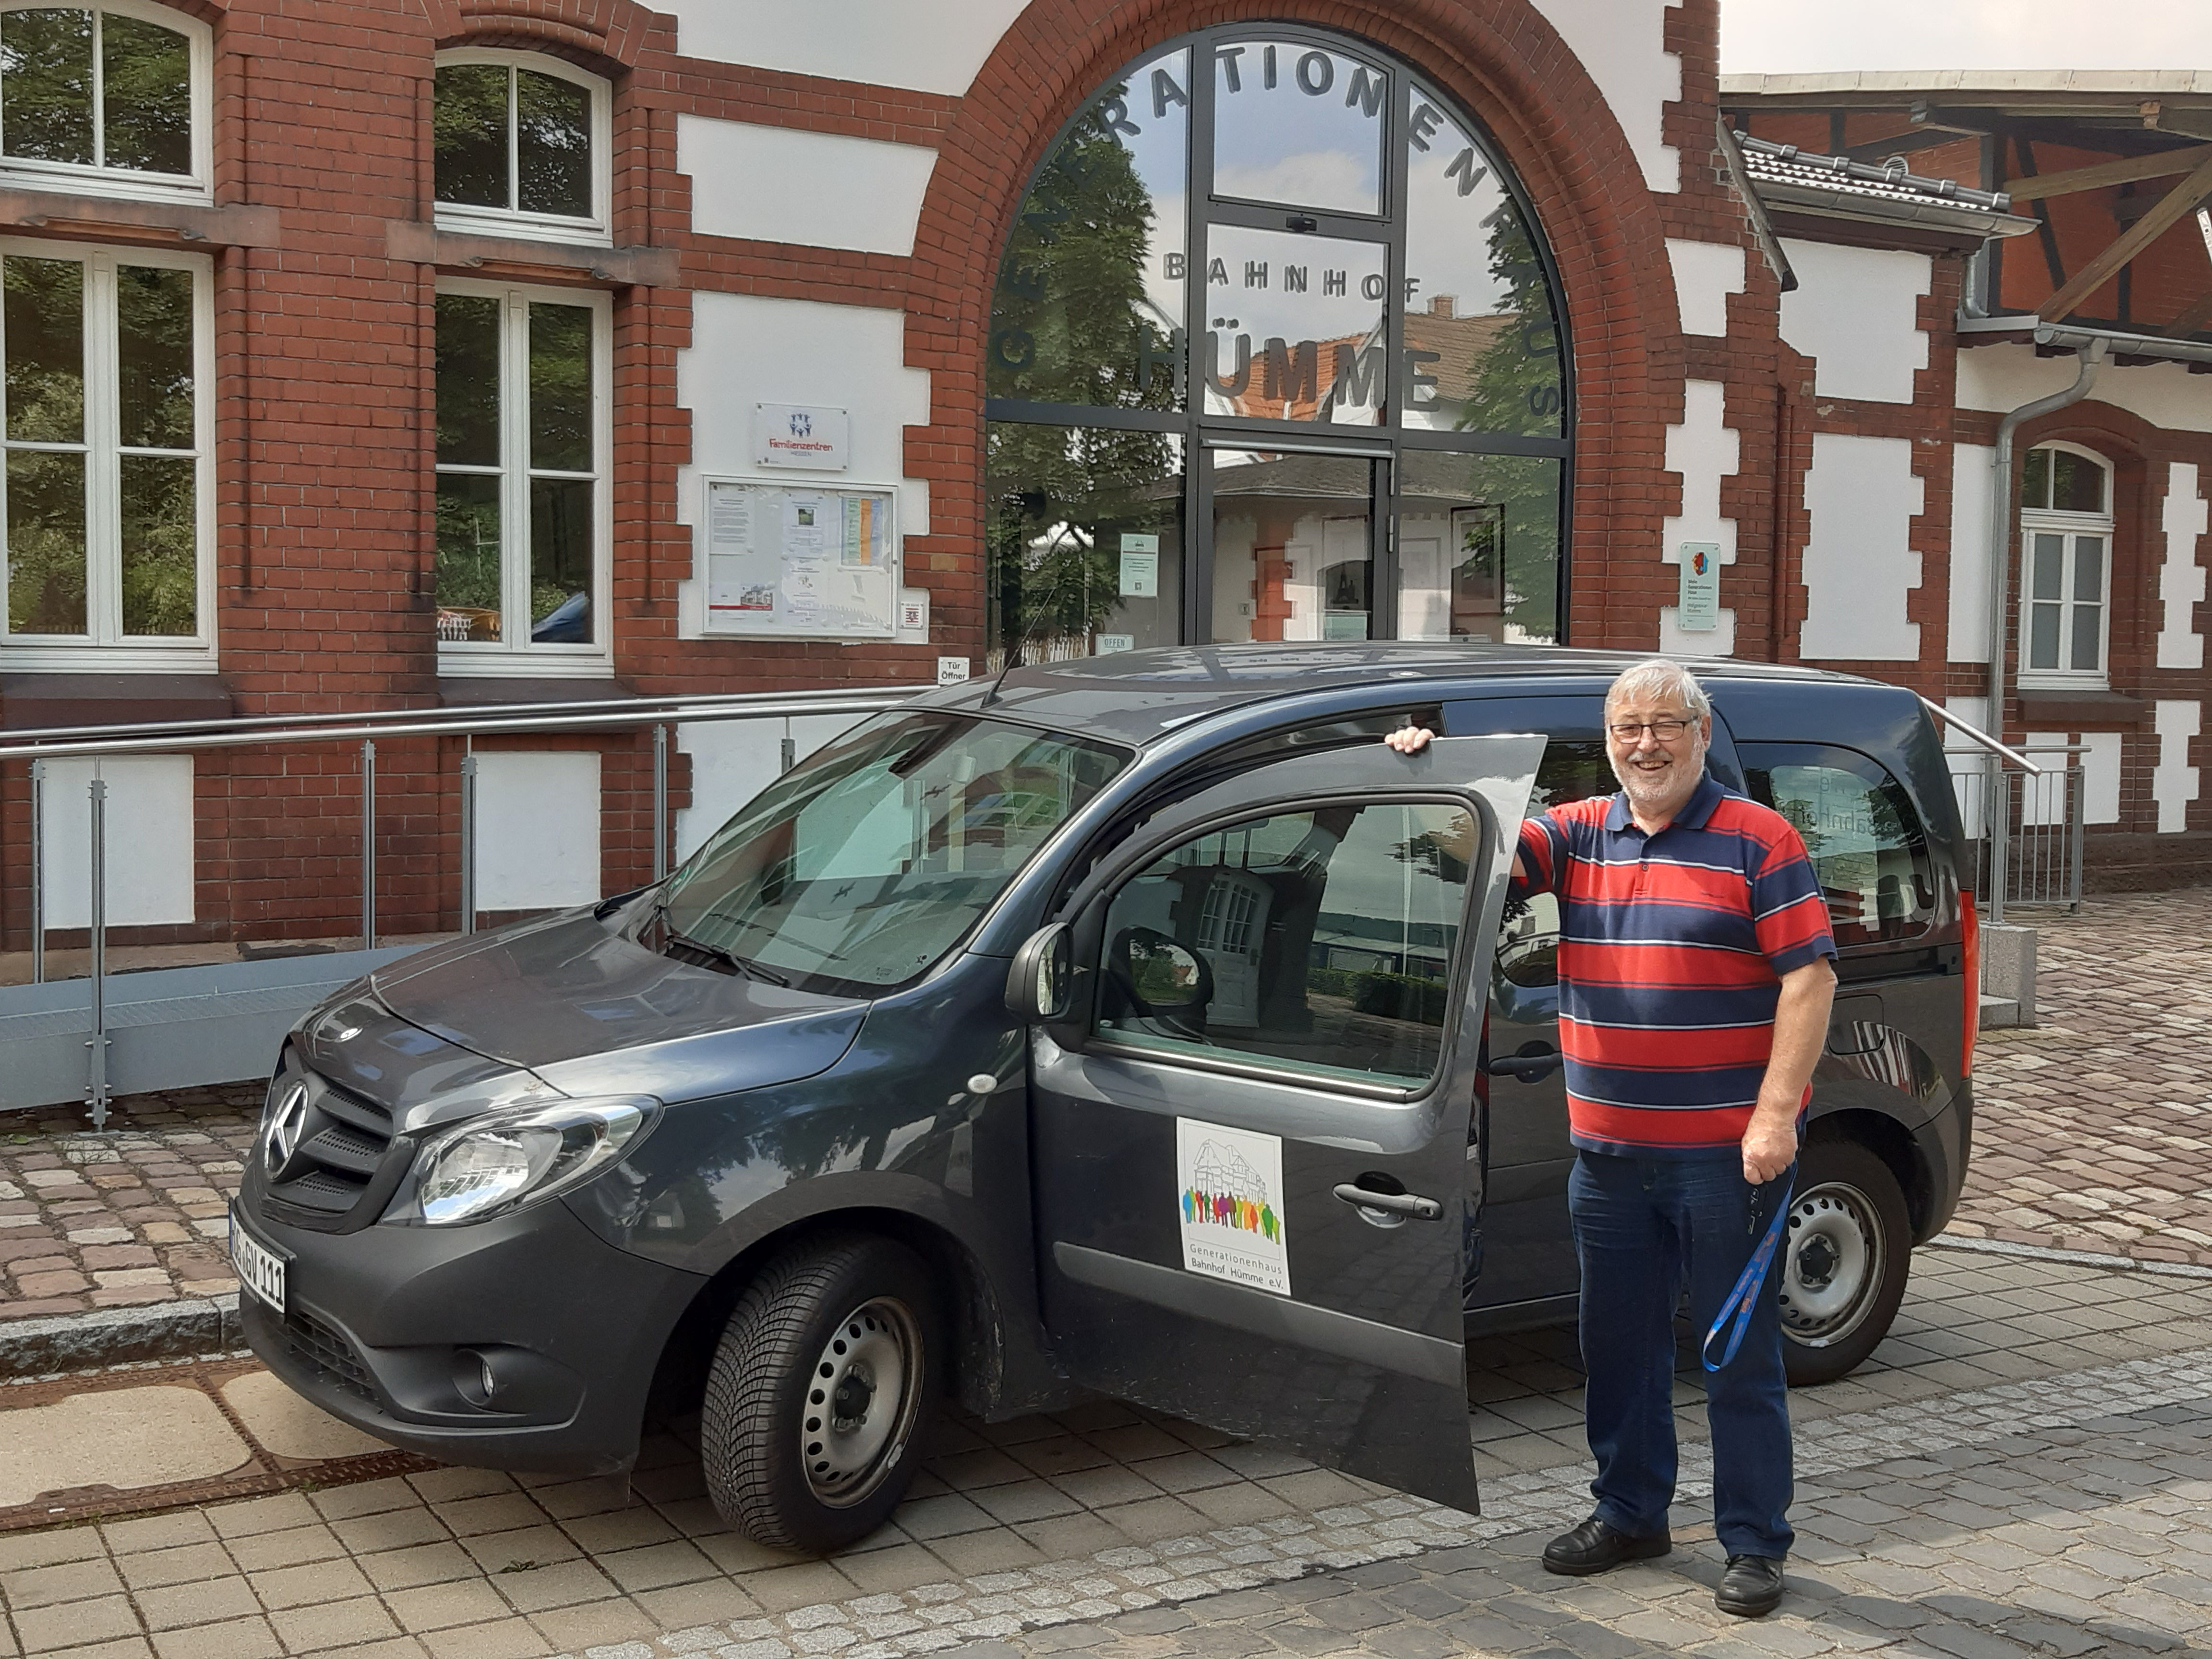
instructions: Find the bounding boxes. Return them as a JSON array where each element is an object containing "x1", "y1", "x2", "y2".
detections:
[
  {"x1": 1947, "y1": 744, "x2": 2086, "y2": 922},
  {"x1": 5, "y1": 685, "x2": 929, "y2": 1124}
]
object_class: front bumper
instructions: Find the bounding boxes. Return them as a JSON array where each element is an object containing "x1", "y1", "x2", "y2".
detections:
[{"x1": 236, "y1": 1189, "x2": 707, "y2": 1476}]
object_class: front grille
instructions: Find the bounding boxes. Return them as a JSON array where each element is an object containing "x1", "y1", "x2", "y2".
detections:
[
  {"x1": 284, "y1": 1306, "x2": 379, "y2": 1405},
  {"x1": 260, "y1": 1060, "x2": 403, "y2": 1229}
]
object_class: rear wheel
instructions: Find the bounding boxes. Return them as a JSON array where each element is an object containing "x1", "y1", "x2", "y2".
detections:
[
  {"x1": 1780, "y1": 1139, "x2": 1912, "y2": 1387},
  {"x1": 701, "y1": 1233, "x2": 941, "y2": 1551}
]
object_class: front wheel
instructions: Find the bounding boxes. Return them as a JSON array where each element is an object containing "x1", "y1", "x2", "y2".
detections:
[
  {"x1": 701, "y1": 1233, "x2": 941, "y2": 1552},
  {"x1": 1779, "y1": 1139, "x2": 1912, "y2": 1387}
]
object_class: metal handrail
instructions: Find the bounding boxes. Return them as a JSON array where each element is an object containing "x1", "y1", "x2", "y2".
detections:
[
  {"x1": 9, "y1": 685, "x2": 932, "y2": 1126},
  {"x1": 1919, "y1": 696, "x2": 2042, "y2": 774}
]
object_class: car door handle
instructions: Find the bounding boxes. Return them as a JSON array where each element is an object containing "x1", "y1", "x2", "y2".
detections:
[
  {"x1": 1333, "y1": 1184, "x2": 1443, "y2": 1221},
  {"x1": 1485, "y1": 1044, "x2": 1563, "y2": 1083}
]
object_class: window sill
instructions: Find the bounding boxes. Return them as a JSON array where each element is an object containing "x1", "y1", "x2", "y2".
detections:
[
  {"x1": 435, "y1": 649, "x2": 615, "y2": 680},
  {"x1": 2016, "y1": 686, "x2": 2142, "y2": 723},
  {"x1": 1, "y1": 669, "x2": 230, "y2": 733},
  {"x1": 0, "y1": 185, "x2": 277, "y2": 250},
  {"x1": 389, "y1": 220, "x2": 677, "y2": 288}
]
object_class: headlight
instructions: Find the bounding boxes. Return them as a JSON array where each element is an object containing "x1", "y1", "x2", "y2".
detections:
[{"x1": 383, "y1": 1097, "x2": 659, "y2": 1227}]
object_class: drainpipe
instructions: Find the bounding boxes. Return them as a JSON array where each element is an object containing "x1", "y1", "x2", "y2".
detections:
[{"x1": 1983, "y1": 338, "x2": 2105, "y2": 924}]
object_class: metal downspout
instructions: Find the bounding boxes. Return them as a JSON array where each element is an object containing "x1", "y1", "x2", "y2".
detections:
[{"x1": 1984, "y1": 338, "x2": 2105, "y2": 923}]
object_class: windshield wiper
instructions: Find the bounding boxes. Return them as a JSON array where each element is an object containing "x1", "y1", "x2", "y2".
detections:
[{"x1": 652, "y1": 902, "x2": 791, "y2": 986}]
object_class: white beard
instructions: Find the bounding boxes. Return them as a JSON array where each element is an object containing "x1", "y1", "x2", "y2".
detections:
[{"x1": 1612, "y1": 738, "x2": 1707, "y2": 817}]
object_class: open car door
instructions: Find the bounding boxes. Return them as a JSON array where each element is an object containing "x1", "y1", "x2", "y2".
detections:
[{"x1": 1026, "y1": 734, "x2": 1542, "y2": 1514}]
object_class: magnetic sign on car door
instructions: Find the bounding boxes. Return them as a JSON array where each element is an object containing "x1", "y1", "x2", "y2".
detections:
[{"x1": 1176, "y1": 1118, "x2": 1291, "y2": 1297}]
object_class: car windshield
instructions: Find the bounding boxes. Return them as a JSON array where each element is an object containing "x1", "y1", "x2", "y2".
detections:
[{"x1": 656, "y1": 710, "x2": 1127, "y2": 992}]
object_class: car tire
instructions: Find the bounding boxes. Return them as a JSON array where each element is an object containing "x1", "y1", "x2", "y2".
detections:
[
  {"x1": 1779, "y1": 1139, "x2": 1912, "y2": 1387},
  {"x1": 701, "y1": 1233, "x2": 941, "y2": 1552}
]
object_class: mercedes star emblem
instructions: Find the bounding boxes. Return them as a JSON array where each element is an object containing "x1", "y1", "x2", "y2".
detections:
[{"x1": 264, "y1": 1082, "x2": 310, "y2": 1177}]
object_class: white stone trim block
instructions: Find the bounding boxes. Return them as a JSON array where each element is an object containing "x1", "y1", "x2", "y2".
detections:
[
  {"x1": 2157, "y1": 461, "x2": 2207, "y2": 671},
  {"x1": 1801, "y1": 432, "x2": 1923, "y2": 661},
  {"x1": 1666, "y1": 240, "x2": 1744, "y2": 338},
  {"x1": 657, "y1": 0, "x2": 1032, "y2": 96},
  {"x1": 1529, "y1": 0, "x2": 1680, "y2": 193},
  {"x1": 476, "y1": 753, "x2": 601, "y2": 911},
  {"x1": 1778, "y1": 240, "x2": 1931, "y2": 405},
  {"x1": 38, "y1": 756, "x2": 195, "y2": 929},
  {"x1": 2079, "y1": 730, "x2": 2123, "y2": 826},
  {"x1": 679, "y1": 115, "x2": 938, "y2": 255},
  {"x1": 1658, "y1": 379, "x2": 1739, "y2": 656},
  {"x1": 2153, "y1": 700, "x2": 2200, "y2": 834},
  {"x1": 1948, "y1": 443, "x2": 1994, "y2": 664}
]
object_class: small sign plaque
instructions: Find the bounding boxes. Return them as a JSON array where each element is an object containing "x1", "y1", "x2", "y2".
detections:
[
  {"x1": 1677, "y1": 541, "x2": 1721, "y2": 634},
  {"x1": 754, "y1": 403, "x2": 851, "y2": 470},
  {"x1": 936, "y1": 656, "x2": 972, "y2": 685}
]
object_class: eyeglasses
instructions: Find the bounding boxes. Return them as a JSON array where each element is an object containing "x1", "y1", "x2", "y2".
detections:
[{"x1": 1607, "y1": 718, "x2": 1695, "y2": 741}]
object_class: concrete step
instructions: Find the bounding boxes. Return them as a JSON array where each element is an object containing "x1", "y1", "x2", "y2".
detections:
[{"x1": 1980, "y1": 991, "x2": 2023, "y2": 1030}]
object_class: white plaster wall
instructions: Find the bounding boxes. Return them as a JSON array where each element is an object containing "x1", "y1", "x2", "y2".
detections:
[
  {"x1": 1658, "y1": 378, "x2": 1738, "y2": 656},
  {"x1": 2153, "y1": 699, "x2": 2200, "y2": 834},
  {"x1": 38, "y1": 757, "x2": 194, "y2": 930},
  {"x1": 2079, "y1": 730, "x2": 2123, "y2": 826},
  {"x1": 679, "y1": 116, "x2": 939, "y2": 255},
  {"x1": 675, "y1": 292, "x2": 933, "y2": 637},
  {"x1": 1666, "y1": 240, "x2": 1744, "y2": 338},
  {"x1": 674, "y1": 713, "x2": 867, "y2": 863},
  {"x1": 1527, "y1": 0, "x2": 1681, "y2": 194},
  {"x1": 2020, "y1": 731, "x2": 2069, "y2": 829},
  {"x1": 1778, "y1": 240, "x2": 1930, "y2": 405},
  {"x1": 1943, "y1": 695, "x2": 1992, "y2": 841},
  {"x1": 1800, "y1": 432, "x2": 1923, "y2": 661},
  {"x1": 2157, "y1": 461, "x2": 2208, "y2": 671},
  {"x1": 657, "y1": 0, "x2": 1031, "y2": 95},
  {"x1": 1948, "y1": 443, "x2": 1994, "y2": 664},
  {"x1": 476, "y1": 753, "x2": 601, "y2": 912},
  {"x1": 1957, "y1": 344, "x2": 2212, "y2": 435}
]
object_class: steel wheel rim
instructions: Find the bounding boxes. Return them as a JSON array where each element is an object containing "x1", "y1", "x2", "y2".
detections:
[
  {"x1": 1778, "y1": 1181, "x2": 1883, "y2": 1346},
  {"x1": 799, "y1": 1296, "x2": 924, "y2": 1507}
]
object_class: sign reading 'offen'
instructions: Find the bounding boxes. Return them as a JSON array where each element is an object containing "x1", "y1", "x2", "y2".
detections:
[{"x1": 754, "y1": 403, "x2": 850, "y2": 470}]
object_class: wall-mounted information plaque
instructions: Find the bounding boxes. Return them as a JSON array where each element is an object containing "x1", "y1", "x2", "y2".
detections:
[{"x1": 701, "y1": 478, "x2": 899, "y2": 639}]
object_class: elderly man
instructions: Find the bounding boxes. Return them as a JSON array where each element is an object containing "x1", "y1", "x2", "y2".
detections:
[{"x1": 1389, "y1": 658, "x2": 1836, "y2": 1618}]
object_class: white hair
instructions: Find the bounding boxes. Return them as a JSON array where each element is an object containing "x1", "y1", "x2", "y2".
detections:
[{"x1": 1605, "y1": 658, "x2": 1711, "y2": 720}]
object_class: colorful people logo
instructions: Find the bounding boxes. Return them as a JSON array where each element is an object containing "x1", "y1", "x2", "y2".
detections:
[
  {"x1": 1180, "y1": 1142, "x2": 1282, "y2": 1245},
  {"x1": 1692, "y1": 548, "x2": 1709, "y2": 577}
]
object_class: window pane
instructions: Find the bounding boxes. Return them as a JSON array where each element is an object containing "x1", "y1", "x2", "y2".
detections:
[
  {"x1": 2029, "y1": 531, "x2": 2063, "y2": 601},
  {"x1": 1096, "y1": 801, "x2": 1473, "y2": 1085},
  {"x1": 1211, "y1": 40, "x2": 1384, "y2": 216},
  {"x1": 2051, "y1": 449, "x2": 2103, "y2": 513},
  {"x1": 6, "y1": 447, "x2": 86, "y2": 633},
  {"x1": 119, "y1": 451, "x2": 193, "y2": 635},
  {"x1": 986, "y1": 421, "x2": 1182, "y2": 670},
  {"x1": 4, "y1": 254, "x2": 83, "y2": 444},
  {"x1": 987, "y1": 47, "x2": 1189, "y2": 411},
  {"x1": 0, "y1": 8, "x2": 93, "y2": 165},
  {"x1": 1745, "y1": 747, "x2": 1933, "y2": 947},
  {"x1": 2028, "y1": 601, "x2": 2059, "y2": 670},
  {"x1": 434, "y1": 472, "x2": 502, "y2": 640},
  {"x1": 1403, "y1": 88, "x2": 1563, "y2": 438},
  {"x1": 2021, "y1": 447, "x2": 2049, "y2": 511},
  {"x1": 2072, "y1": 535, "x2": 2104, "y2": 602},
  {"x1": 515, "y1": 68, "x2": 590, "y2": 217},
  {"x1": 1202, "y1": 224, "x2": 1385, "y2": 424},
  {"x1": 528, "y1": 302, "x2": 591, "y2": 471},
  {"x1": 1396, "y1": 450, "x2": 1561, "y2": 644},
  {"x1": 434, "y1": 293, "x2": 500, "y2": 466},
  {"x1": 116, "y1": 264, "x2": 193, "y2": 449},
  {"x1": 433, "y1": 63, "x2": 508, "y2": 209},
  {"x1": 1209, "y1": 449, "x2": 1370, "y2": 643},
  {"x1": 529, "y1": 475, "x2": 591, "y2": 642},
  {"x1": 100, "y1": 12, "x2": 189, "y2": 175},
  {"x1": 2069, "y1": 602, "x2": 2101, "y2": 672}
]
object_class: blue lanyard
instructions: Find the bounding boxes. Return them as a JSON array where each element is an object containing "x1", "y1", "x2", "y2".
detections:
[{"x1": 1702, "y1": 1179, "x2": 1794, "y2": 1372}]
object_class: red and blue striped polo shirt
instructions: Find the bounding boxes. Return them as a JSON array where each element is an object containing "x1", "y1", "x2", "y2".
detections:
[{"x1": 1513, "y1": 772, "x2": 1838, "y2": 1159}]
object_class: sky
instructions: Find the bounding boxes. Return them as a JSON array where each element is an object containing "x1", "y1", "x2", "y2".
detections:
[{"x1": 1720, "y1": 0, "x2": 2212, "y2": 75}]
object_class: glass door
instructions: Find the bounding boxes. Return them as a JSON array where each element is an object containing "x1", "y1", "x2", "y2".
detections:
[{"x1": 1203, "y1": 446, "x2": 1386, "y2": 643}]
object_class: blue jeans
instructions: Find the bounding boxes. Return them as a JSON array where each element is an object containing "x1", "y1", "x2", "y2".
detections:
[{"x1": 1568, "y1": 1148, "x2": 1795, "y2": 1559}]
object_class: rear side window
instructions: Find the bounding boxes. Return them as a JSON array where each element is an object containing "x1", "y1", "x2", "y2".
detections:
[{"x1": 1741, "y1": 743, "x2": 1934, "y2": 948}]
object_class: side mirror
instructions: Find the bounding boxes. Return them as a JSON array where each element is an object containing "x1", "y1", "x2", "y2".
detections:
[
  {"x1": 1006, "y1": 923, "x2": 1074, "y2": 1022},
  {"x1": 1107, "y1": 926, "x2": 1214, "y2": 1014}
]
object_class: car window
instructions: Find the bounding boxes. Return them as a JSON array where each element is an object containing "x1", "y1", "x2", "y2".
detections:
[
  {"x1": 1094, "y1": 800, "x2": 1476, "y2": 1087},
  {"x1": 1494, "y1": 738, "x2": 1611, "y2": 995},
  {"x1": 1742, "y1": 743, "x2": 1935, "y2": 948}
]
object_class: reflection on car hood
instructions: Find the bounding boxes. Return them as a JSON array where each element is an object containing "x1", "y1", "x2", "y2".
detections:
[{"x1": 369, "y1": 908, "x2": 867, "y2": 1102}]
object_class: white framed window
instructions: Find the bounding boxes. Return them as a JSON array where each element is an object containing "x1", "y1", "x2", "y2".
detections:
[
  {"x1": 1, "y1": 238, "x2": 213, "y2": 666},
  {"x1": 434, "y1": 278, "x2": 612, "y2": 675},
  {"x1": 0, "y1": 1, "x2": 211, "y2": 202},
  {"x1": 433, "y1": 49, "x2": 610, "y2": 245},
  {"x1": 2017, "y1": 442, "x2": 2113, "y2": 689}
]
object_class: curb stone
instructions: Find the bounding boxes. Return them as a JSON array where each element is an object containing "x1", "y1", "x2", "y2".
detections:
[{"x1": 0, "y1": 1293, "x2": 246, "y2": 1380}]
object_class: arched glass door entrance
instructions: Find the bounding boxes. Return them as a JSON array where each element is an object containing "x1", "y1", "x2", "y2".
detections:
[{"x1": 985, "y1": 25, "x2": 1571, "y2": 668}]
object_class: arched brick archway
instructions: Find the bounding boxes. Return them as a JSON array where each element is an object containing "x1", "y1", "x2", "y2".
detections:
[{"x1": 899, "y1": 0, "x2": 1682, "y2": 651}]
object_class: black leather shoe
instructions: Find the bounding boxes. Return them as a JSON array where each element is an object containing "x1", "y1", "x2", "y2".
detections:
[
  {"x1": 1716, "y1": 1553, "x2": 1786, "y2": 1616},
  {"x1": 1541, "y1": 1515, "x2": 1671, "y2": 1576}
]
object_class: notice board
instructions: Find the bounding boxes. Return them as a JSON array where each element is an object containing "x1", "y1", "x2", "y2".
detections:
[{"x1": 701, "y1": 478, "x2": 899, "y2": 639}]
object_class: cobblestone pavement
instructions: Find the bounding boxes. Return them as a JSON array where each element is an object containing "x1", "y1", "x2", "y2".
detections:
[
  {"x1": 3, "y1": 1251, "x2": 2211, "y2": 1658},
  {"x1": 1952, "y1": 889, "x2": 2212, "y2": 1268}
]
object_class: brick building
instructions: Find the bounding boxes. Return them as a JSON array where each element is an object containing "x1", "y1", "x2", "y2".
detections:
[{"x1": 0, "y1": 3, "x2": 2203, "y2": 953}]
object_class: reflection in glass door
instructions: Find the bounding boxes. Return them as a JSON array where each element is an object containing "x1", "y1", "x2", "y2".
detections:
[{"x1": 1207, "y1": 449, "x2": 1380, "y2": 643}]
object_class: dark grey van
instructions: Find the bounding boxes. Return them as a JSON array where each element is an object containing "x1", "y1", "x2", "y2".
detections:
[{"x1": 231, "y1": 646, "x2": 1976, "y2": 1552}]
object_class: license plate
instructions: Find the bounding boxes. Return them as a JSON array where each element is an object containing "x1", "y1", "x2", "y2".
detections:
[{"x1": 229, "y1": 1205, "x2": 288, "y2": 1315}]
